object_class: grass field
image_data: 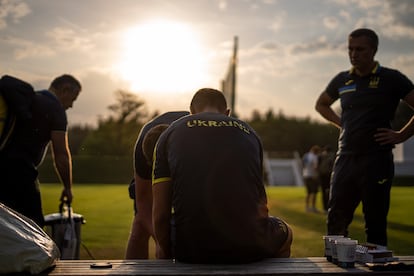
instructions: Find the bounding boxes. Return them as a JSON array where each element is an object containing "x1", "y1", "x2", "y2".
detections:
[{"x1": 40, "y1": 184, "x2": 414, "y2": 260}]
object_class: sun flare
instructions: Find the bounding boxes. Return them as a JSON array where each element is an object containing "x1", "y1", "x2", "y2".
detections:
[{"x1": 117, "y1": 20, "x2": 208, "y2": 95}]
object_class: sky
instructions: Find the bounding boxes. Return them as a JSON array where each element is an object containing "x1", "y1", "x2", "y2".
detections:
[{"x1": 1, "y1": 0, "x2": 414, "y2": 126}]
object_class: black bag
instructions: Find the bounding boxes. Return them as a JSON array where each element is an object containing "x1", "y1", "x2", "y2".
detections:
[{"x1": 0, "y1": 75, "x2": 35, "y2": 150}]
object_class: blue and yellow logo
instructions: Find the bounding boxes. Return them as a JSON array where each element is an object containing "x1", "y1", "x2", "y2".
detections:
[{"x1": 339, "y1": 84, "x2": 356, "y2": 95}]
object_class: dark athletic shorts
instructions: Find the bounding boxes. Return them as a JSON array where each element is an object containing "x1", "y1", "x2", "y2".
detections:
[
  {"x1": 304, "y1": 177, "x2": 319, "y2": 193},
  {"x1": 170, "y1": 215, "x2": 290, "y2": 262},
  {"x1": 264, "y1": 216, "x2": 290, "y2": 256}
]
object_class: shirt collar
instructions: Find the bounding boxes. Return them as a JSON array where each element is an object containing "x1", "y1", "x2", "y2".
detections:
[
  {"x1": 349, "y1": 61, "x2": 381, "y2": 75},
  {"x1": 39, "y1": 89, "x2": 60, "y2": 102}
]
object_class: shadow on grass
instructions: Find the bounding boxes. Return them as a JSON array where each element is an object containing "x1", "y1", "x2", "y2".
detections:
[
  {"x1": 353, "y1": 213, "x2": 414, "y2": 233},
  {"x1": 352, "y1": 213, "x2": 414, "y2": 255},
  {"x1": 273, "y1": 204, "x2": 327, "y2": 234},
  {"x1": 275, "y1": 203, "x2": 414, "y2": 234}
]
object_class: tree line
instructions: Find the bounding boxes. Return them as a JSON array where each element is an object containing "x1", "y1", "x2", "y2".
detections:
[{"x1": 67, "y1": 90, "x2": 414, "y2": 159}]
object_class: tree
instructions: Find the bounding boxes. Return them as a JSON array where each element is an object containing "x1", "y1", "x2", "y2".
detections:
[
  {"x1": 107, "y1": 90, "x2": 147, "y2": 124},
  {"x1": 80, "y1": 90, "x2": 148, "y2": 156},
  {"x1": 247, "y1": 108, "x2": 339, "y2": 156},
  {"x1": 68, "y1": 124, "x2": 94, "y2": 155}
]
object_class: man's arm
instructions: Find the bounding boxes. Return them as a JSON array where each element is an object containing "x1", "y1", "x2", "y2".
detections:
[
  {"x1": 375, "y1": 90, "x2": 414, "y2": 145},
  {"x1": 152, "y1": 180, "x2": 172, "y2": 259},
  {"x1": 125, "y1": 173, "x2": 153, "y2": 259},
  {"x1": 135, "y1": 173, "x2": 154, "y2": 233},
  {"x1": 315, "y1": 91, "x2": 341, "y2": 128},
  {"x1": 50, "y1": 130, "x2": 73, "y2": 203}
]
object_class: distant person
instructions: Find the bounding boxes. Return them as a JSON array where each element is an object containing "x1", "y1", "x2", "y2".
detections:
[
  {"x1": 0, "y1": 74, "x2": 81, "y2": 227},
  {"x1": 318, "y1": 145, "x2": 335, "y2": 213},
  {"x1": 125, "y1": 111, "x2": 189, "y2": 259},
  {"x1": 302, "y1": 145, "x2": 321, "y2": 213},
  {"x1": 152, "y1": 88, "x2": 292, "y2": 263},
  {"x1": 315, "y1": 28, "x2": 414, "y2": 247}
]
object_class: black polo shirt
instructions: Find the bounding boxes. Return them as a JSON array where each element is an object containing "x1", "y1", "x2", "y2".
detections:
[
  {"x1": 134, "y1": 111, "x2": 189, "y2": 179},
  {"x1": 3, "y1": 90, "x2": 67, "y2": 166},
  {"x1": 153, "y1": 112, "x2": 269, "y2": 263},
  {"x1": 325, "y1": 63, "x2": 414, "y2": 154}
]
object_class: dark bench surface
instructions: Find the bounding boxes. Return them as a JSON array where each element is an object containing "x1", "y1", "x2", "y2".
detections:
[{"x1": 39, "y1": 256, "x2": 414, "y2": 276}]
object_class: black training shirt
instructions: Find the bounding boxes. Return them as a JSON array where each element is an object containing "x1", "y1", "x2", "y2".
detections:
[
  {"x1": 153, "y1": 112, "x2": 268, "y2": 263},
  {"x1": 134, "y1": 111, "x2": 189, "y2": 179},
  {"x1": 325, "y1": 63, "x2": 414, "y2": 154},
  {"x1": 4, "y1": 90, "x2": 66, "y2": 166}
]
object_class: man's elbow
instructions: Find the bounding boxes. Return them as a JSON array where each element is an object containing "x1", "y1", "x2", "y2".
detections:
[
  {"x1": 315, "y1": 101, "x2": 325, "y2": 115},
  {"x1": 314, "y1": 102, "x2": 320, "y2": 113},
  {"x1": 315, "y1": 94, "x2": 324, "y2": 113}
]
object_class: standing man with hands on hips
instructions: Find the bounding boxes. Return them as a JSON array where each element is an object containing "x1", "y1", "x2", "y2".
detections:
[{"x1": 315, "y1": 28, "x2": 414, "y2": 247}]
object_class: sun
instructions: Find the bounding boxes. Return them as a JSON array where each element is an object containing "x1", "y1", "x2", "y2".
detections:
[{"x1": 117, "y1": 20, "x2": 208, "y2": 95}]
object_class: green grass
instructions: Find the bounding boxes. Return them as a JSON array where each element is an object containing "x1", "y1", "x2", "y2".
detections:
[{"x1": 40, "y1": 184, "x2": 414, "y2": 259}]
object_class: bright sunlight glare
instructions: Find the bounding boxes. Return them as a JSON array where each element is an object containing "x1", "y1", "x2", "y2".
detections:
[{"x1": 117, "y1": 20, "x2": 208, "y2": 95}]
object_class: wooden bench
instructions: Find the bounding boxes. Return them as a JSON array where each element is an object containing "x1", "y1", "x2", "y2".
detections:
[{"x1": 38, "y1": 257, "x2": 414, "y2": 276}]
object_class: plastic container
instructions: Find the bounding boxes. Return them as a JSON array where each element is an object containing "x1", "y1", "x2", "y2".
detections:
[
  {"x1": 336, "y1": 238, "x2": 358, "y2": 268},
  {"x1": 323, "y1": 235, "x2": 344, "y2": 262}
]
